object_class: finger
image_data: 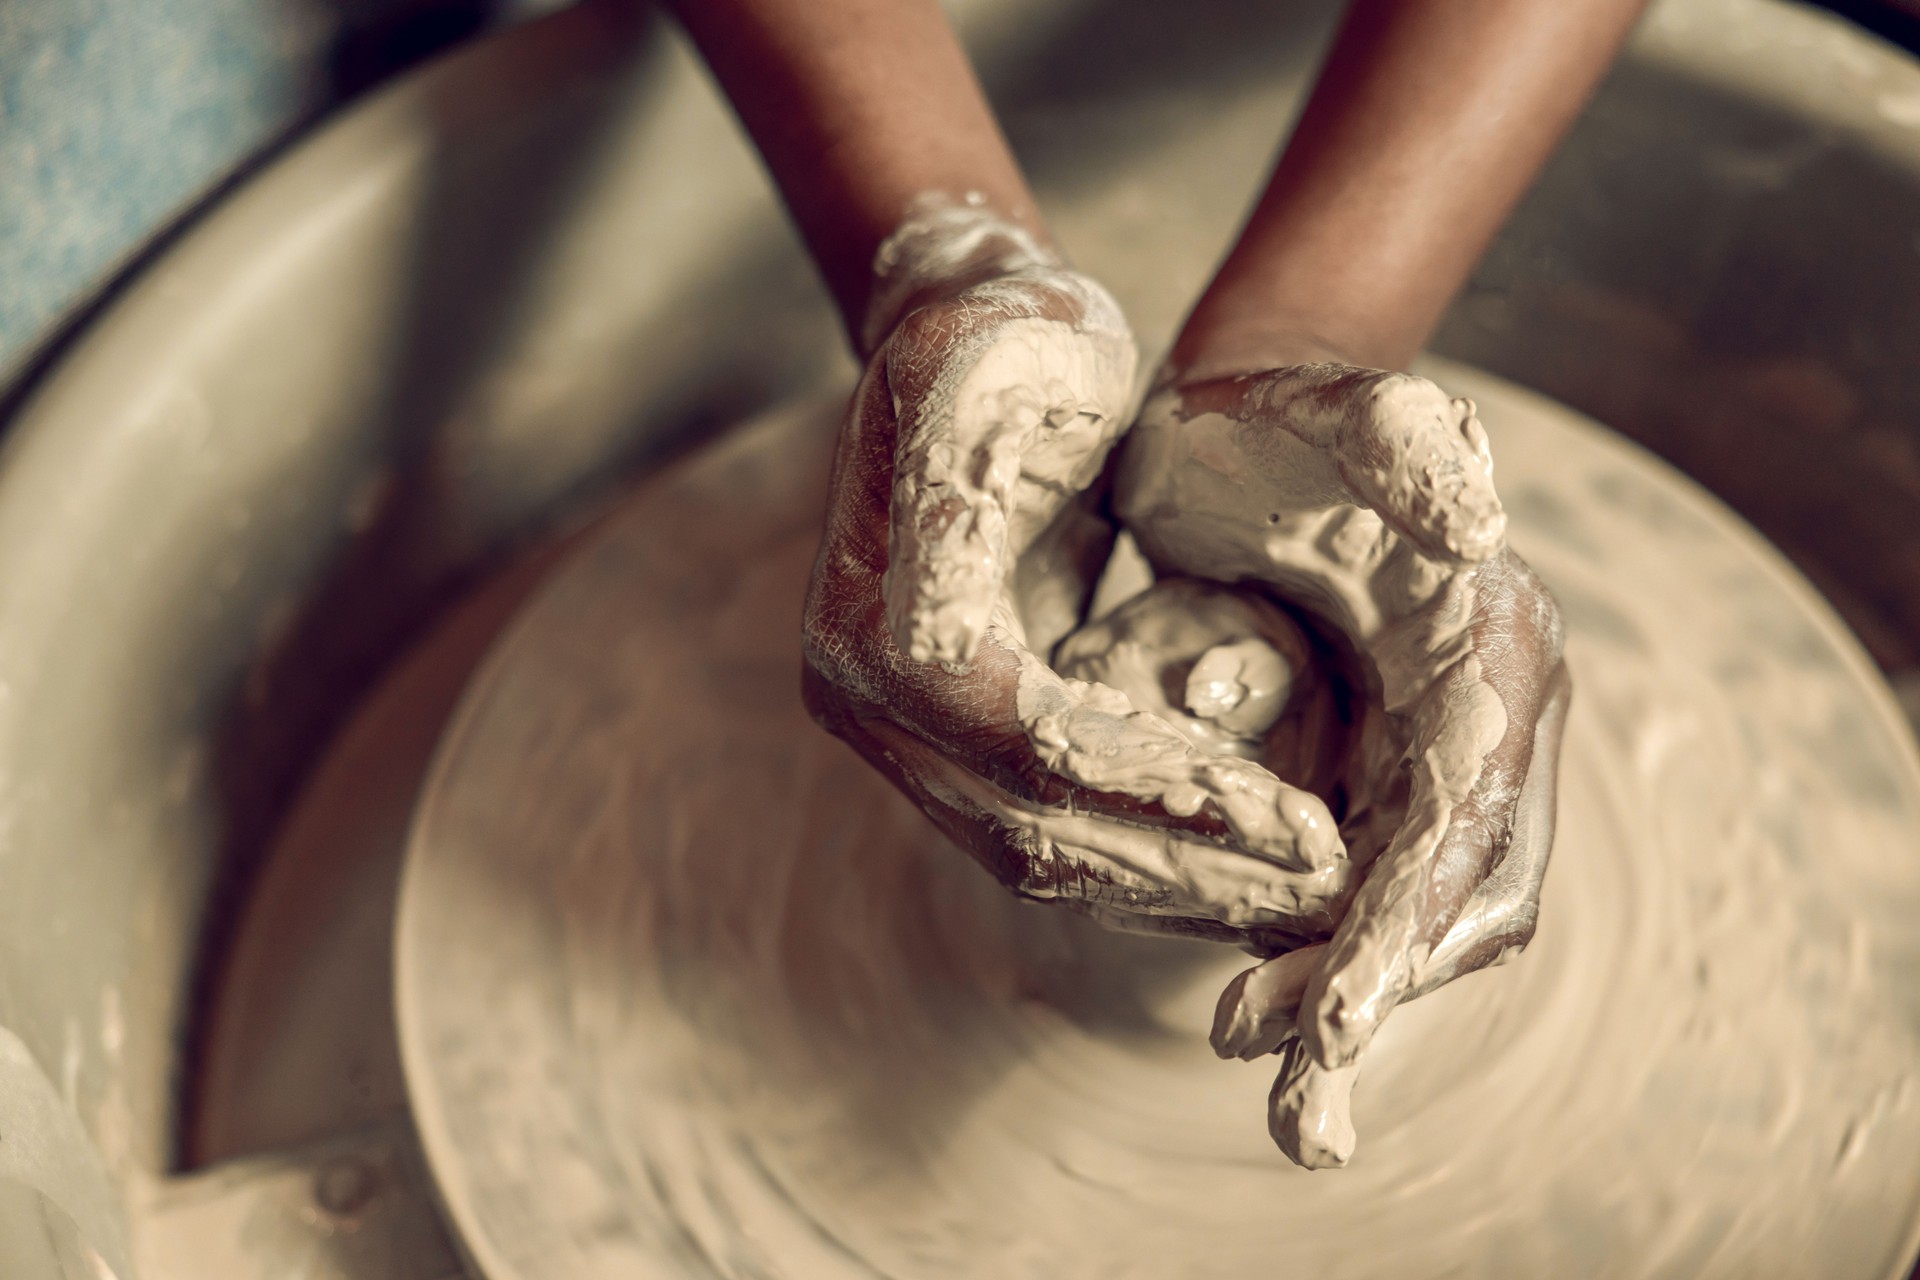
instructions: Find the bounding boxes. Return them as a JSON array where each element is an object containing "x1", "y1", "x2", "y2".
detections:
[
  {"x1": 1333, "y1": 374, "x2": 1506, "y2": 565},
  {"x1": 861, "y1": 717, "x2": 1353, "y2": 932},
  {"x1": 1170, "y1": 365, "x2": 1507, "y2": 566},
  {"x1": 1411, "y1": 662, "x2": 1571, "y2": 996},
  {"x1": 1014, "y1": 804, "x2": 1346, "y2": 928},
  {"x1": 882, "y1": 281, "x2": 1136, "y2": 666},
  {"x1": 1300, "y1": 656, "x2": 1509, "y2": 1069},
  {"x1": 1253, "y1": 670, "x2": 1560, "y2": 1173},
  {"x1": 1269, "y1": 1039, "x2": 1360, "y2": 1170},
  {"x1": 1211, "y1": 943, "x2": 1328, "y2": 1060}
]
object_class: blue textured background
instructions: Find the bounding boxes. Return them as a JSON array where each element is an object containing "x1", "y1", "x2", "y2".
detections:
[{"x1": 0, "y1": 0, "x2": 549, "y2": 397}]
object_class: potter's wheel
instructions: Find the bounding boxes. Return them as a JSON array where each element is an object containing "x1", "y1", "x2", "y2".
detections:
[{"x1": 396, "y1": 364, "x2": 1920, "y2": 1279}]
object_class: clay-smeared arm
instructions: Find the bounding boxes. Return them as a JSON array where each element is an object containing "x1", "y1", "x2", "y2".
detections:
[
  {"x1": 663, "y1": 0, "x2": 1042, "y2": 350},
  {"x1": 1175, "y1": 0, "x2": 1650, "y2": 378}
]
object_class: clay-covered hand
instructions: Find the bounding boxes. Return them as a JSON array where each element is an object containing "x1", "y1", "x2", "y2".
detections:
[
  {"x1": 1117, "y1": 361, "x2": 1571, "y2": 1168},
  {"x1": 804, "y1": 210, "x2": 1352, "y2": 938}
]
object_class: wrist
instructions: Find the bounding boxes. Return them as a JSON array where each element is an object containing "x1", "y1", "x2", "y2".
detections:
[
  {"x1": 1163, "y1": 324, "x2": 1356, "y2": 389},
  {"x1": 1163, "y1": 288, "x2": 1386, "y2": 387},
  {"x1": 859, "y1": 194, "x2": 1059, "y2": 356}
]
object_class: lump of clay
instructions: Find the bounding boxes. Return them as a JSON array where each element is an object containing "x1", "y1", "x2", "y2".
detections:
[
  {"x1": 1054, "y1": 577, "x2": 1350, "y2": 800},
  {"x1": 1184, "y1": 637, "x2": 1291, "y2": 740}
]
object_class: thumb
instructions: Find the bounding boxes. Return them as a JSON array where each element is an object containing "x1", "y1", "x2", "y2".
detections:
[
  {"x1": 882, "y1": 294, "x2": 1135, "y2": 667},
  {"x1": 1331, "y1": 373, "x2": 1507, "y2": 566}
]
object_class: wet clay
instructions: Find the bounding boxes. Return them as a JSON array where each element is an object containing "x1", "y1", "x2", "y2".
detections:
[
  {"x1": 398, "y1": 369, "x2": 1920, "y2": 1280},
  {"x1": 1053, "y1": 576, "x2": 1331, "y2": 764}
]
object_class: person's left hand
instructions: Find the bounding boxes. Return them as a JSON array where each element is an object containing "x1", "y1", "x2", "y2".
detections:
[{"x1": 1116, "y1": 360, "x2": 1572, "y2": 1168}]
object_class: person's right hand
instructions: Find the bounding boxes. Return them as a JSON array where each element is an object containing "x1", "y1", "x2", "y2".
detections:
[{"x1": 802, "y1": 207, "x2": 1353, "y2": 940}]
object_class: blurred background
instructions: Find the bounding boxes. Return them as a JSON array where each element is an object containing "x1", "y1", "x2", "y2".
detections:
[{"x1": 2, "y1": 0, "x2": 1917, "y2": 405}]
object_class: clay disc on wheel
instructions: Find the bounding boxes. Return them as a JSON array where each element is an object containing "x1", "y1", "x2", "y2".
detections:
[{"x1": 396, "y1": 369, "x2": 1920, "y2": 1280}]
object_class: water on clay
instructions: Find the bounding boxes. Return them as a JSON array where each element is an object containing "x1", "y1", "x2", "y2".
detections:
[{"x1": 396, "y1": 365, "x2": 1920, "y2": 1280}]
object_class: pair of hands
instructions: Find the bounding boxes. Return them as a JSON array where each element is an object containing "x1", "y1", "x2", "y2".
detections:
[{"x1": 801, "y1": 225, "x2": 1569, "y2": 1168}]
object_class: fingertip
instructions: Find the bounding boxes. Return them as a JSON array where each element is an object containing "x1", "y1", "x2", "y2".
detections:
[
  {"x1": 1221, "y1": 781, "x2": 1348, "y2": 875},
  {"x1": 1443, "y1": 502, "x2": 1509, "y2": 566},
  {"x1": 1211, "y1": 969, "x2": 1255, "y2": 1059},
  {"x1": 1287, "y1": 792, "x2": 1347, "y2": 871},
  {"x1": 1343, "y1": 376, "x2": 1511, "y2": 566},
  {"x1": 1268, "y1": 1041, "x2": 1359, "y2": 1170}
]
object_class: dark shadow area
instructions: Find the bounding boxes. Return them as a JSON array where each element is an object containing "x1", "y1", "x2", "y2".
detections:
[
  {"x1": 1436, "y1": 55, "x2": 1920, "y2": 670},
  {"x1": 1804, "y1": 0, "x2": 1920, "y2": 53},
  {"x1": 0, "y1": 2, "x2": 520, "y2": 429},
  {"x1": 323, "y1": 0, "x2": 507, "y2": 99}
]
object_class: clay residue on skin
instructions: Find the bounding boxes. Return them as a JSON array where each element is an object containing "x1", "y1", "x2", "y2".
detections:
[
  {"x1": 883, "y1": 314, "x2": 1130, "y2": 666},
  {"x1": 1300, "y1": 652, "x2": 1507, "y2": 1068},
  {"x1": 1270, "y1": 1039, "x2": 1361, "y2": 1169},
  {"x1": 863, "y1": 193, "x2": 1054, "y2": 355},
  {"x1": 868, "y1": 196, "x2": 1137, "y2": 667},
  {"x1": 906, "y1": 714, "x2": 1352, "y2": 929}
]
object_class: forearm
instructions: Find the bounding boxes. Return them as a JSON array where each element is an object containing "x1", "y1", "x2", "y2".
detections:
[
  {"x1": 664, "y1": 0, "x2": 1043, "y2": 348},
  {"x1": 1175, "y1": 0, "x2": 1649, "y2": 376}
]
